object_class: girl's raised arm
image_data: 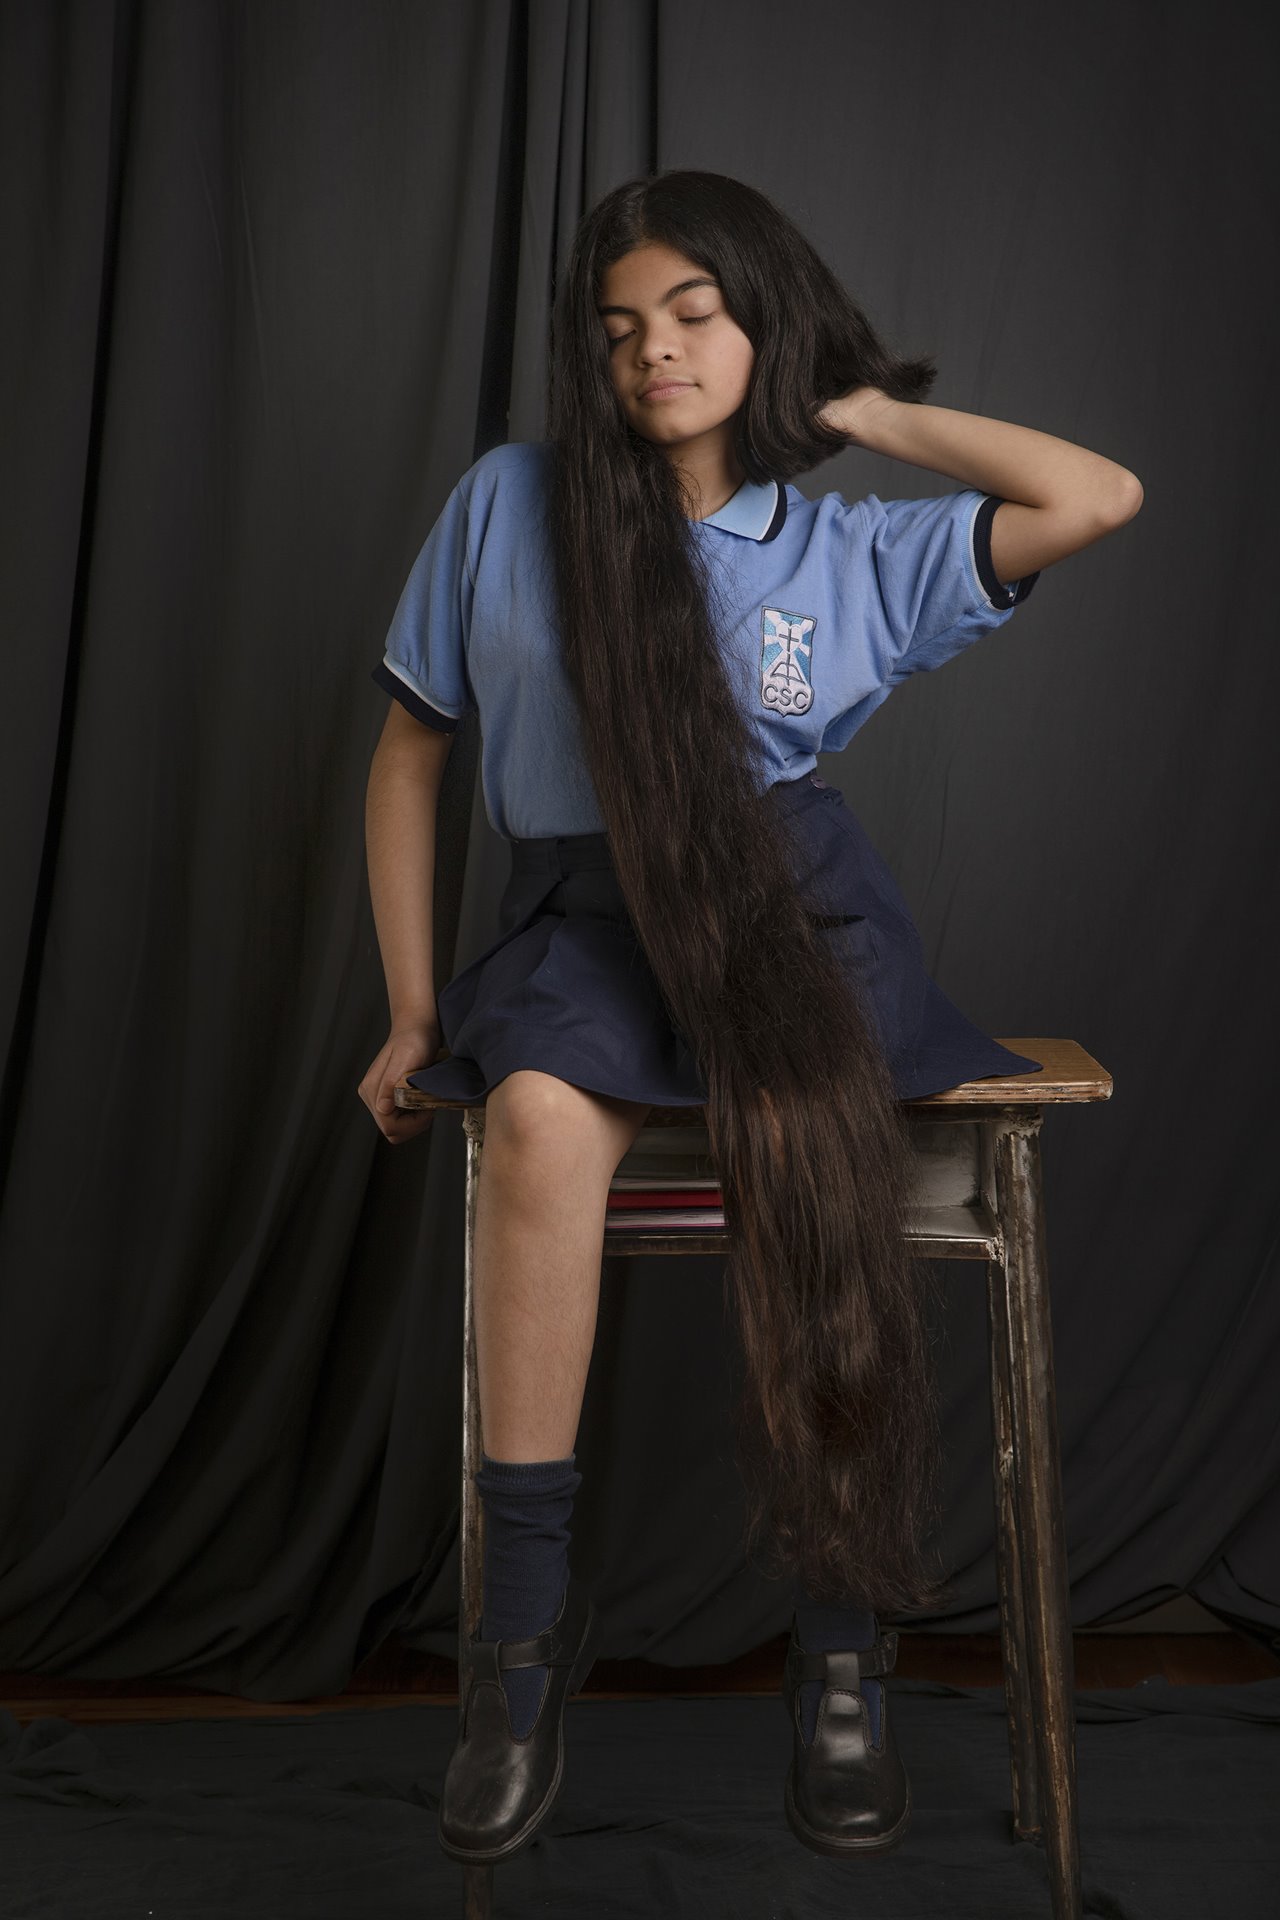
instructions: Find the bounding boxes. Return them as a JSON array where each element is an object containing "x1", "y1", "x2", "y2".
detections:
[{"x1": 818, "y1": 386, "x2": 1143, "y2": 584}]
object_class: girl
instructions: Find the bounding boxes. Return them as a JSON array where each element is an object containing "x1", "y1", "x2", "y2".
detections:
[{"x1": 360, "y1": 170, "x2": 1141, "y2": 1867}]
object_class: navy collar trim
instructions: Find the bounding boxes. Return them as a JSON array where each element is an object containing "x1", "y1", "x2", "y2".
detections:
[{"x1": 697, "y1": 476, "x2": 788, "y2": 542}]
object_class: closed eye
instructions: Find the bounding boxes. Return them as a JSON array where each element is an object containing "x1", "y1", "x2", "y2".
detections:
[{"x1": 606, "y1": 315, "x2": 715, "y2": 347}]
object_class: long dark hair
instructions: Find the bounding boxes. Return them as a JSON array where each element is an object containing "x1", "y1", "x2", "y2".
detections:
[{"x1": 546, "y1": 170, "x2": 949, "y2": 1612}]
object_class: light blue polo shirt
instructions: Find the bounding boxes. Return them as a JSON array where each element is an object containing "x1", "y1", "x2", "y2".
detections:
[{"x1": 371, "y1": 440, "x2": 1039, "y2": 840}]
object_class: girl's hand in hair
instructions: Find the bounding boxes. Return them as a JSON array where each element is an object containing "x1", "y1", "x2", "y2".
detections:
[
  {"x1": 358, "y1": 1017, "x2": 444, "y2": 1143},
  {"x1": 815, "y1": 384, "x2": 894, "y2": 443}
]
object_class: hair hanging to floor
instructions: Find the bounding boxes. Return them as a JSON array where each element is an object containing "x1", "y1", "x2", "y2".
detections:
[{"x1": 545, "y1": 169, "x2": 950, "y2": 1611}]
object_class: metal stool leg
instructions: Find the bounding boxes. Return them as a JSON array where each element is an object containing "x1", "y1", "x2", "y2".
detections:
[
  {"x1": 986, "y1": 1251, "x2": 1041, "y2": 1837},
  {"x1": 992, "y1": 1115, "x2": 1082, "y2": 1920},
  {"x1": 459, "y1": 1107, "x2": 492, "y2": 1918}
]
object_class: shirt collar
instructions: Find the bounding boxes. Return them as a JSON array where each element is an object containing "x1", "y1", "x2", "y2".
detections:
[{"x1": 696, "y1": 476, "x2": 788, "y2": 542}]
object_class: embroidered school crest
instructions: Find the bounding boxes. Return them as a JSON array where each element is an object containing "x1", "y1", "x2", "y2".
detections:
[{"x1": 759, "y1": 606, "x2": 816, "y2": 715}]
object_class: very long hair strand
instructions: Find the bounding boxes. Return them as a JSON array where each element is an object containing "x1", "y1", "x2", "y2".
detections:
[
  {"x1": 545, "y1": 168, "x2": 953, "y2": 1610},
  {"x1": 546, "y1": 440, "x2": 946, "y2": 1611}
]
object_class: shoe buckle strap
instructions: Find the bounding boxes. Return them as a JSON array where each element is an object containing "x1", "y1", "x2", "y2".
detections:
[
  {"x1": 791, "y1": 1630, "x2": 898, "y2": 1685},
  {"x1": 481, "y1": 1612, "x2": 579, "y2": 1672},
  {"x1": 462, "y1": 1630, "x2": 564, "y2": 1679},
  {"x1": 467, "y1": 1640, "x2": 503, "y2": 1688},
  {"x1": 497, "y1": 1629, "x2": 565, "y2": 1670},
  {"x1": 462, "y1": 1630, "x2": 568, "y2": 1695}
]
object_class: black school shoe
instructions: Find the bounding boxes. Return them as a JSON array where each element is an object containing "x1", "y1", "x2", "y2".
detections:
[
  {"x1": 781, "y1": 1622, "x2": 912, "y2": 1858},
  {"x1": 437, "y1": 1570, "x2": 599, "y2": 1865}
]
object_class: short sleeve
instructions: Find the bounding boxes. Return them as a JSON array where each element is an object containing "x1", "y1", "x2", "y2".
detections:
[
  {"x1": 371, "y1": 475, "x2": 478, "y2": 733},
  {"x1": 864, "y1": 489, "x2": 1040, "y2": 688}
]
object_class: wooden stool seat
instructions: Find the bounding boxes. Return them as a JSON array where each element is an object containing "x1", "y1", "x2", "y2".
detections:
[{"x1": 397, "y1": 1039, "x2": 1111, "y2": 1920}]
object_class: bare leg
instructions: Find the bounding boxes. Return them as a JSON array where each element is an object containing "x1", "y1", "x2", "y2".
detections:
[{"x1": 474, "y1": 1070, "x2": 651, "y2": 1461}]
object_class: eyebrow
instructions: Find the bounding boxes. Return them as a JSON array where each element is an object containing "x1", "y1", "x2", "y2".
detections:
[{"x1": 596, "y1": 276, "x2": 719, "y2": 316}]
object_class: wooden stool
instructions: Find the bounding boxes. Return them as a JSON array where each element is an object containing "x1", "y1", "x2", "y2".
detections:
[{"x1": 395, "y1": 1037, "x2": 1112, "y2": 1920}]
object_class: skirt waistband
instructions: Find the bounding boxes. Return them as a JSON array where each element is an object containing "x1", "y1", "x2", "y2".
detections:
[{"x1": 507, "y1": 771, "x2": 833, "y2": 880}]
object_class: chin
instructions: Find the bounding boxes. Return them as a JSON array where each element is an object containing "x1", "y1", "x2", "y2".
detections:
[{"x1": 630, "y1": 408, "x2": 716, "y2": 439}]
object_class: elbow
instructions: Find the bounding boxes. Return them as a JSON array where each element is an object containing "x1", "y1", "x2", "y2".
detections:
[
  {"x1": 1050, "y1": 467, "x2": 1144, "y2": 544},
  {"x1": 1104, "y1": 468, "x2": 1144, "y2": 526}
]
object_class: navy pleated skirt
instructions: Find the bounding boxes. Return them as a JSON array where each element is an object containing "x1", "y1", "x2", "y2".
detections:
[{"x1": 407, "y1": 771, "x2": 1042, "y2": 1107}]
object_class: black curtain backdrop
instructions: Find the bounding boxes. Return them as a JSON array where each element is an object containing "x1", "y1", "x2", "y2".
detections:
[{"x1": 1, "y1": 0, "x2": 1276, "y2": 1703}]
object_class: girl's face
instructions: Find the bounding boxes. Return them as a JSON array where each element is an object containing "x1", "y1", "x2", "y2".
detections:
[{"x1": 597, "y1": 242, "x2": 755, "y2": 452}]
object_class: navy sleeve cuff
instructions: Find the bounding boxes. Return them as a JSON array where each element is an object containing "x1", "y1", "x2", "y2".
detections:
[
  {"x1": 371, "y1": 659, "x2": 463, "y2": 732},
  {"x1": 973, "y1": 495, "x2": 1040, "y2": 609}
]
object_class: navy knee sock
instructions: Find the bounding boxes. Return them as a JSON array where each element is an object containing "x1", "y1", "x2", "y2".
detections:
[
  {"x1": 474, "y1": 1450, "x2": 582, "y2": 1738},
  {"x1": 791, "y1": 1582, "x2": 883, "y2": 1746}
]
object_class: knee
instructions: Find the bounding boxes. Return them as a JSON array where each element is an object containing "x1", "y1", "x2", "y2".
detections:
[
  {"x1": 485, "y1": 1071, "x2": 602, "y2": 1161},
  {"x1": 484, "y1": 1071, "x2": 647, "y2": 1170}
]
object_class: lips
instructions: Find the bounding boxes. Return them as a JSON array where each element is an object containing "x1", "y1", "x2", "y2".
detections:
[{"x1": 640, "y1": 380, "x2": 694, "y2": 398}]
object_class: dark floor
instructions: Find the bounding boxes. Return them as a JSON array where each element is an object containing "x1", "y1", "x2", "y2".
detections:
[{"x1": 3, "y1": 1628, "x2": 1276, "y2": 1724}]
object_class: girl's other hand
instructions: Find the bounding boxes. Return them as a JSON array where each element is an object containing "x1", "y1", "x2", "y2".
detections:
[
  {"x1": 358, "y1": 1017, "x2": 444, "y2": 1142},
  {"x1": 814, "y1": 384, "x2": 892, "y2": 442}
]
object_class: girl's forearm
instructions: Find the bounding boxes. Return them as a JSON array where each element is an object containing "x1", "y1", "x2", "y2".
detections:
[
  {"x1": 826, "y1": 388, "x2": 1141, "y2": 521},
  {"x1": 365, "y1": 752, "x2": 439, "y2": 1027}
]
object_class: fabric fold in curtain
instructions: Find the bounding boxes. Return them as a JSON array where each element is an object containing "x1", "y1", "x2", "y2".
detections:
[{"x1": 0, "y1": 0, "x2": 1275, "y2": 1699}]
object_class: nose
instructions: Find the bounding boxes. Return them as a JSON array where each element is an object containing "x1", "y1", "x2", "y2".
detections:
[{"x1": 634, "y1": 318, "x2": 684, "y2": 365}]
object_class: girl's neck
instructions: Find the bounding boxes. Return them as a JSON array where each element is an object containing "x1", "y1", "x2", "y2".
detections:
[{"x1": 666, "y1": 434, "x2": 747, "y2": 521}]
